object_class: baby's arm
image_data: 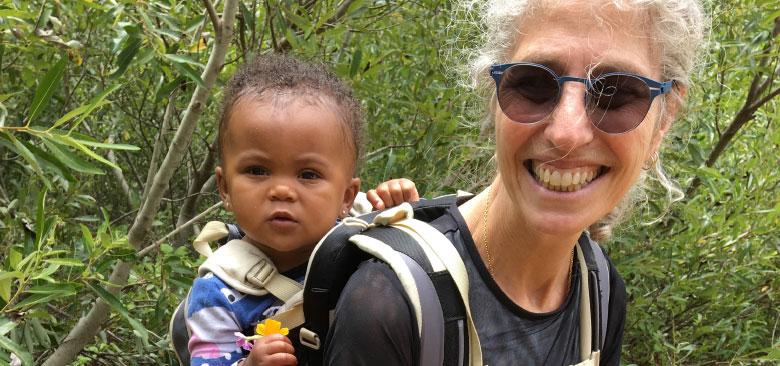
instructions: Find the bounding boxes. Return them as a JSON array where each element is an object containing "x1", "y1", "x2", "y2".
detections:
[
  {"x1": 366, "y1": 178, "x2": 420, "y2": 210},
  {"x1": 186, "y1": 276, "x2": 247, "y2": 366},
  {"x1": 240, "y1": 334, "x2": 297, "y2": 366}
]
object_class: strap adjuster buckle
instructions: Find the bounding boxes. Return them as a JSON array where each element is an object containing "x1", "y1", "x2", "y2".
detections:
[{"x1": 246, "y1": 259, "x2": 275, "y2": 288}]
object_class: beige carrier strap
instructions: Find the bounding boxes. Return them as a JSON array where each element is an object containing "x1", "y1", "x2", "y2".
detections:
[
  {"x1": 574, "y1": 242, "x2": 601, "y2": 365},
  {"x1": 194, "y1": 222, "x2": 302, "y2": 301},
  {"x1": 193, "y1": 221, "x2": 230, "y2": 257}
]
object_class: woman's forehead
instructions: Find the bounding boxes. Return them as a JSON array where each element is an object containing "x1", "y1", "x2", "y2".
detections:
[{"x1": 510, "y1": 1, "x2": 658, "y2": 76}]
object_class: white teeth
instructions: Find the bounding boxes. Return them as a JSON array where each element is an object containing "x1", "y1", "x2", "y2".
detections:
[
  {"x1": 562, "y1": 172, "x2": 572, "y2": 186},
  {"x1": 532, "y1": 163, "x2": 601, "y2": 192},
  {"x1": 550, "y1": 171, "x2": 561, "y2": 186}
]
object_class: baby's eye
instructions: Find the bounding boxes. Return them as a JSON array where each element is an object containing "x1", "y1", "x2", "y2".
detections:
[
  {"x1": 299, "y1": 170, "x2": 321, "y2": 180},
  {"x1": 246, "y1": 166, "x2": 268, "y2": 176}
]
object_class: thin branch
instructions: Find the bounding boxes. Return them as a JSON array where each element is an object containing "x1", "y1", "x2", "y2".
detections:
[
  {"x1": 138, "y1": 201, "x2": 223, "y2": 257},
  {"x1": 141, "y1": 90, "x2": 178, "y2": 202},
  {"x1": 106, "y1": 133, "x2": 133, "y2": 207},
  {"x1": 202, "y1": 0, "x2": 221, "y2": 38},
  {"x1": 747, "y1": 86, "x2": 780, "y2": 112}
]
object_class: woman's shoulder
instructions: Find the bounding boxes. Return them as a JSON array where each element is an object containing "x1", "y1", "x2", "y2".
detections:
[{"x1": 325, "y1": 259, "x2": 418, "y2": 364}]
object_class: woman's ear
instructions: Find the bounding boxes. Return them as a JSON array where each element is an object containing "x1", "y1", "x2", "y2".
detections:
[
  {"x1": 215, "y1": 166, "x2": 231, "y2": 211},
  {"x1": 650, "y1": 85, "x2": 688, "y2": 155}
]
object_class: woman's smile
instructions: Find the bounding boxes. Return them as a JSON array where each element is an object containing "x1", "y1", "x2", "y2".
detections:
[{"x1": 527, "y1": 160, "x2": 606, "y2": 192}]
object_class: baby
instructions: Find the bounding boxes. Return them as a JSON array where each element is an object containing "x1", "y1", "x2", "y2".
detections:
[{"x1": 185, "y1": 54, "x2": 418, "y2": 366}]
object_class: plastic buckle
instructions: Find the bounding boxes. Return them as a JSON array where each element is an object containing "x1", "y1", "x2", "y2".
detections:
[
  {"x1": 246, "y1": 259, "x2": 275, "y2": 288},
  {"x1": 299, "y1": 327, "x2": 321, "y2": 350}
]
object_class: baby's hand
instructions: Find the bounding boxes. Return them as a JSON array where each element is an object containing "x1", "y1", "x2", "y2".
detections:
[
  {"x1": 243, "y1": 334, "x2": 297, "y2": 366},
  {"x1": 367, "y1": 178, "x2": 420, "y2": 210}
]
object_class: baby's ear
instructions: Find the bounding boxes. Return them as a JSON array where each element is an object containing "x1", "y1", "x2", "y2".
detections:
[
  {"x1": 215, "y1": 166, "x2": 231, "y2": 210},
  {"x1": 342, "y1": 177, "x2": 361, "y2": 212}
]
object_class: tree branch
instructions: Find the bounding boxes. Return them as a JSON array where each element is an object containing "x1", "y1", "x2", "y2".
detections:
[
  {"x1": 685, "y1": 17, "x2": 780, "y2": 196},
  {"x1": 138, "y1": 201, "x2": 223, "y2": 257},
  {"x1": 141, "y1": 90, "x2": 178, "y2": 202},
  {"x1": 202, "y1": 0, "x2": 221, "y2": 38},
  {"x1": 106, "y1": 133, "x2": 133, "y2": 207},
  {"x1": 41, "y1": 1, "x2": 239, "y2": 365},
  {"x1": 276, "y1": 0, "x2": 357, "y2": 51},
  {"x1": 175, "y1": 137, "x2": 219, "y2": 245}
]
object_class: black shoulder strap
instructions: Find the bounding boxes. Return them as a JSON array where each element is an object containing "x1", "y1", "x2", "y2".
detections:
[
  {"x1": 577, "y1": 234, "x2": 611, "y2": 351},
  {"x1": 169, "y1": 291, "x2": 191, "y2": 366},
  {"x1": 301, "y1": 194, "x2": 468, "y2": 366},
  {"x1": 361, "y1": 226, "x2": 469, "y2": 366}
]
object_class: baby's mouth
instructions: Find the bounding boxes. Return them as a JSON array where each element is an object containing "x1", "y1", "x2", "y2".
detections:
[{"x1": 527, "y1": 160, "x2": 606, "y2": 192}]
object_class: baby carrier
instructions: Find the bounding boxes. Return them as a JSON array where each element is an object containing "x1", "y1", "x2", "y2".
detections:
[{"x1": 169, "y1": 194, "x2": 612, "y2": 366}]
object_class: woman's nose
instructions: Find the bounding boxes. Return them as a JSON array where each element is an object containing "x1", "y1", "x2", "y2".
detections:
[
  {"x1": 269, "y1": 181, "x2": 297, "y2": 202},
  {"x1": 543, "y1": 83, "x2": 594, "y2": 152}
]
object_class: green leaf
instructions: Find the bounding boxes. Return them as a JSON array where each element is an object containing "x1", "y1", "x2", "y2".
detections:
[
  {"x1": 0, "y1": 334, "x2": 33, "y2": 366},
  {"x1": 41, "y1": 138, "x2": 105, "y2": 174},
  {"x1": 77, "y1": 140, "x2": 139, "y2": 151},
  {"x1": 171, "y1": 61, "x2": 206, "y2": 88},
  {"x1": 50, "y1": 100, "x2": 110, "y2": 130},
  {"x1": 85, "y1": 281, "x2": 150, "y2": 346},
  {"x1": 0, "y1": 318, "x2": 16, "y2": 336},
  {"x1": 80, "y1": 224, "x2": 95, "y2": 255},
  {"x1": 50, "y1": 83, "x2": 120, "y2": 131},
  {"x1": 28, "y1": 57, "x2": 67, "y2": 124},
  {"x1": 3, "y1": 133, "x2": 45, "y2": 179},
  {"x1": 34, "y1": 189, "x2": 47, "y2": 249},
  {"x1": 163, "y1": 53, "x2": 205, "y2": 68},
  {"x1": 0, "y1": 92, "x2": 19, "y2": 104},
  {"x1": 12, "y1": 291, "x2": 74, "y2": 309},
  {"x1": 0, "y1": 9, "x2": 36, "y2": 19},
  {"x1": 24, "y1": 142, "x2": 77, "y2": 183},
  {"x1": 239, "y1": 2, "x2": 255, "y2": 35},
  {"x1": 25, "y1": 283, "x2": 80, "y2": 294},
  {"x1": 43, "y1": 258, "x2": 86, "y2": 267},
  {"x1": 64, "y1": 83, "x2": 119, "y2": 131},
  {"x1": 0, "y1": 271, "x2": 23, "y2": 281},
  {"x1": 49, "y1": 133, "x2": 119, "y2": 170},
  {"x1": 282, "y1": 6, "x2": 311, "y2": 34},
  {"x1": 350, "y1": 48, "x2": 363, "y2": 78},
  {"x1": 0, "y1": 277, "x2": 10, "y2": 303},
  {"x1": 111, "y1": 35, "x2": 142, "y2": 78}
]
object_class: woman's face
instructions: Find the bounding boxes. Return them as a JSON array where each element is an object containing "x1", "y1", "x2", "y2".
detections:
[{"x1": 494, "y1": 3, "x2": 672, "y2": 237}]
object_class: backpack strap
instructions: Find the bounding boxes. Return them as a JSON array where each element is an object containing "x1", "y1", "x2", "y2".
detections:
[
  {"x1": 588, "y1": 237, "x2": 610, "y2": 350},
  {"x1": 575, "y1": 242, "x2": 593, "y2": 361},
  {"x1": 198, "y1": 239, "x2": 303, "y2": 300},
  {"x1": 577, "y1": 235, "x2": 611, "y2": 351},
  {"x1": 349, "y1": 232, "x2": 446, "y2": 365},
  {"x1": 193, "y1": 221, "x2": 302, "y2": 301},
  {"x1": 350, "y1": 203, "x2": 483, "y2": 366}
]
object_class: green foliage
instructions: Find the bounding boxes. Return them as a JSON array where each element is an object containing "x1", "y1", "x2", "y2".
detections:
[{"x1": 0, "y1": 0, "x2": 777, "y2": 365}]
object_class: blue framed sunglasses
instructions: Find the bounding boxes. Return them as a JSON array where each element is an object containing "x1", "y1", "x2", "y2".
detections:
[{"x1": 489, "y1": 62, "x2": 673, "y2": 134}]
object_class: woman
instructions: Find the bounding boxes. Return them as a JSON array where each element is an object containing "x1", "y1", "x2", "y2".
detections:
[{"x1": 326, "y1": 0, "x2": 705, "y2": 365}]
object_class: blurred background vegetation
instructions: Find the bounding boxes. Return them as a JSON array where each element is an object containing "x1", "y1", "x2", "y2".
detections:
[{"x1": 0, "y1": 0, "x2": 777, "y2": 365}]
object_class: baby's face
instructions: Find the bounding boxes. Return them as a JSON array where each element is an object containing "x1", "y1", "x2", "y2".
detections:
[{"x1": 216, "y1": 96, "x2": 359, "y2": 268}]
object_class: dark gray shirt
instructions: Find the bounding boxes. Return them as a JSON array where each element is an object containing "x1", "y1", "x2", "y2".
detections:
[{"x1": 325, "y1": 203, "x2": 626, "y2": 365}]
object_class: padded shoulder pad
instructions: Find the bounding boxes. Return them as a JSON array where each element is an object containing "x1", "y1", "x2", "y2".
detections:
[{"x1": 303, "y1": 221, "x2": 371, "y2": 344}]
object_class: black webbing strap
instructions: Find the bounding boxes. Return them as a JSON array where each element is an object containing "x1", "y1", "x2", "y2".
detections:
[{"x1": 301, "y1": 223, "x2": 368, "y2": 365}]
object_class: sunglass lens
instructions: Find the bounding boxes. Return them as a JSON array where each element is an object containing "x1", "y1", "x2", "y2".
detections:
[
  {"x1": 587, "y1": 74, "x2": 652, "y2": 133},
  {"x1": 497, "y1": 65, "x2": 559, "y2": 123}
]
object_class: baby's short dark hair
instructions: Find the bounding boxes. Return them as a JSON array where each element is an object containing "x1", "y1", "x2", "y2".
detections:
[{"x1": 218, "y1": 53, "x2": 365, "y2": 172}]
